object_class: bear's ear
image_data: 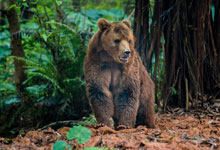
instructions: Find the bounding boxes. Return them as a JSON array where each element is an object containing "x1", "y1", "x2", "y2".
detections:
[
  {"x1": 97, "y1": 18, "x2": 110, "y2": 31},
  {"x1": 122, "y1": 19, "x2": 131, "y2": 29}
]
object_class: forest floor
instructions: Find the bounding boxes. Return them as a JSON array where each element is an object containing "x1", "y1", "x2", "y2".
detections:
[{"x1": 0, "y1": 105, "x2": 219, "y2": 150}]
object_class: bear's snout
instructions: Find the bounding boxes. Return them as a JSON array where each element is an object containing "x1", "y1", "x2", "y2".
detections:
[{"x1": 124, "y1": 50, "x2": 130, "y2": 57}]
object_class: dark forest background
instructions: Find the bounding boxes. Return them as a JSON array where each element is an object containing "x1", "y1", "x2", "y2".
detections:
[{"x1": 0, "y1": 0, "x2": 219, "y2": 136}]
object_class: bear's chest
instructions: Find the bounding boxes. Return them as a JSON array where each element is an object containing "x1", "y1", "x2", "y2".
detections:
[
  {"x1": 101, "y1": 62, "x2": 122, "y2": 90},
  {"x1": 110, "y1": 66, "x2": 121, "y2": 90},
  {"x1": 101, "y1": 62, "x2": 139, "y2": 94}
]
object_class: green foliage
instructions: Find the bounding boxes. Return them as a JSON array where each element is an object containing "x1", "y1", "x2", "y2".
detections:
[
  {"x1": 53, "y1": 125, "x2": 106, "y2": 150},
  {"x1": 169, "y1": 87, "x2": 177, "y2": 95},
  {"x1": 66, "y1": 125, "x2": 91, "y2": 144},
  {"x1": 67, "y1": 9, "x2": 126, "y2": 31},
  {"x1": 0, "y1": 25, "x2": 14, "y2": 97},
  {"x1": 0, "y1": 30, "x2": 10, "y2": 59},
  {"x1": 79, "y1": 114, "x2": 97, "y2": 126},
  {"x1": 0, "y1": 83, "x2": 16, "y2": 94},
  {"x1": 4, "y1": 98, "x2": 20, "y2": 105},
  {"x1": 53, "y1": 140, "x2": 72, "y2": 150},
  {"x1": 26, "y1": 84, "x2": 46, "y2": 98}
]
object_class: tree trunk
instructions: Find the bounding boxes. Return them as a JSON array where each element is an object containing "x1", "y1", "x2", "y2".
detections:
[
  {"x1": 72, "y1": 0, "x2": 81, "y2": 12},
  {"x1": 0, "y1": 1, "x2": 7, "y2": 27},
  {"x1": 213, "y1": 0, "x2": 220, "y2": 93},
  {"x1": 133, "y1": 0, "x2": 150, "y2": 68},
  {"x1": 6, "y1": 0, "x2": 26, "y2": 93},
  {"x1": 162, "y1": 0, "x2": 180, "y2": 110},
  {"x1": 150, "y1": 0, "x2": 162, "y2": 107}
]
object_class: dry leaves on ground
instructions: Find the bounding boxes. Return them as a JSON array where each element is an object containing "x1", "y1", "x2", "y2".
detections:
[{"x1": 0, "y1": 111, "x2": 219, "y2": 150}]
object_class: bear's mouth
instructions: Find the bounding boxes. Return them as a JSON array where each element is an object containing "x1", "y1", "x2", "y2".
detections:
[{"x1": 119, "y1": 56, "x2": 129, "y2": 62}]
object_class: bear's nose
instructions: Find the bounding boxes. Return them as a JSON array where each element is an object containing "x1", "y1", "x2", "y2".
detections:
[{"x1": 124, "y1": 50, "x2": 130, "y2": 56}]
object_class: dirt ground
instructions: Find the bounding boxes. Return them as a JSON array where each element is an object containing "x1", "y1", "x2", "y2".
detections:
[{"x1": 0, "y1": 107, "x2": 219, "y2": 150}]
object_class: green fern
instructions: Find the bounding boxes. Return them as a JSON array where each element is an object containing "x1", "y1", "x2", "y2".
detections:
[
  {"x1": 9, "y1": 56, "x2": 64, "y2": 93},
  {"x1": 28, "y1": 72, "x2": 64, "y2": 93},
  {"x1": 46, "y1": 21, "x2": 76, "y2": 34}
]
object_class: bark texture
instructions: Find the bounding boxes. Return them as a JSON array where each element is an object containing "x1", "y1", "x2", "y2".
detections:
[{"x1": 6, "y1": 0, "x2": 26, "y2": 93}]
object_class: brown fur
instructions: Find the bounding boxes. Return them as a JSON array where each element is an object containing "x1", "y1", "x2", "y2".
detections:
[{"x1": 84, "y1": 18, "x2": 155, "y2": 129}]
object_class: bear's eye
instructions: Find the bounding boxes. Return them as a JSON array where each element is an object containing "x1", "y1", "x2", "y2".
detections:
[
  {"x1": 114, "y1": 39, "x2": 120, "y2": 44},
  {"x1": 128, "y1": 40, "x2": 132, "y2": 44}
]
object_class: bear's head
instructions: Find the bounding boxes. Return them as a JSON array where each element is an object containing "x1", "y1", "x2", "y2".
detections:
[{"x1": 97, "y1": 18, "x2": 135, "y2": 64}]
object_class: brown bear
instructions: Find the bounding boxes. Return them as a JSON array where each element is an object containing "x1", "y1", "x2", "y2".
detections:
[{"x1": 84, "y1": 18, "x2": 155, "y2": 129}]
